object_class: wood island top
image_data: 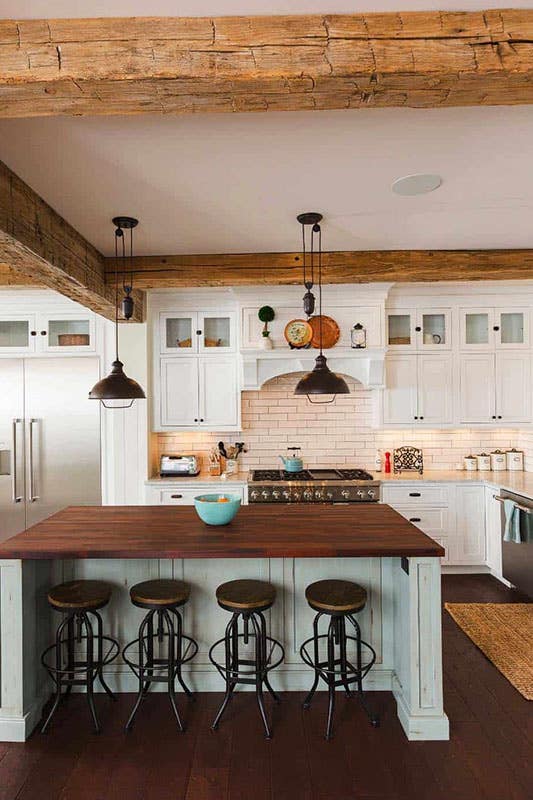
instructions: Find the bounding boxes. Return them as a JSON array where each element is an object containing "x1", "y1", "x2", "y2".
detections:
[{"x1": 0, "y1": 505, "x2": 444, "y2": 560}]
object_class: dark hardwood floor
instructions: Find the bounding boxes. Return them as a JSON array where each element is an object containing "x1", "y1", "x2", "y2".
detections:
[{"x1": 0, "y1": 575, "x2": 531, "y2": 800}]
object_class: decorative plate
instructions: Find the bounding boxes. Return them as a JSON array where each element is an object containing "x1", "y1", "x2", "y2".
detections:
[
  {"x1": 284, "y1": 319, "x2": 313, "y2": 348},
  {"x1": 309, "y1": 315, "x2": 340, "y2": 349}
]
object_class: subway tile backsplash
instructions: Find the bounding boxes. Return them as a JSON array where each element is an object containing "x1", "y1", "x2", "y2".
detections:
[{"x1": 153, "y1": 374, "x2": 531, "y2": 474}]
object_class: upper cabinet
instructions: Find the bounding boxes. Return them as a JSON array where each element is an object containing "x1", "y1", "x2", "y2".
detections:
[
  {"x1": 459, "y1": 352, "x2": 531, "y2": 423},
  {"x1": 0, "y1": 312, "x2": 96, "y2": 354},
  {"x1": 386, "y1": 308, "x2": 451, "y2": 351},
  {"x1": 383, "y1": 353, "x2": 453, "y2": 425},
  {"x1": 160, "y1": 311, "x2": 237, "y2": 355},
  {"x1": 460, "y1": 307, "x2": 529, "y2": 350}
]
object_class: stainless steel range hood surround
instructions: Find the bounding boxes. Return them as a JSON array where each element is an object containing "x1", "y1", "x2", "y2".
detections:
[{"x1": 241, "y1": 348, "x2": 386, "y2": 390}]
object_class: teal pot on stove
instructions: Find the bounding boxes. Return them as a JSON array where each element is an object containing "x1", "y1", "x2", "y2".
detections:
[{"x1": 279, "y1": 454, "x2": 304, "y2": 473}]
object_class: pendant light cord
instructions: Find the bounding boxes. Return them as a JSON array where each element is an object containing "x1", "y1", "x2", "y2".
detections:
[
  {"x1": 317, "y1": 224, "x2": 323, "y2": 356},
  {"x1": 114, "y1": 228, "x2": 120, "y2": 362}
]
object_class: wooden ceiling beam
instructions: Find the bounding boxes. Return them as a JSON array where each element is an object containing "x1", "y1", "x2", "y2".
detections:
[
  {"x1": 0, "y1": 160, "x2": 143, "y2": 321},
  {"x1": 104, "y1": 249, "x2": 533, "y2": 288},
  {"x1": 2, "y1": 10, "x2": 533, "y2": 117}
]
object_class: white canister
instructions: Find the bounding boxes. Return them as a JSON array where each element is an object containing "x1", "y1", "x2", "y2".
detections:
[
  {"x1": 506, "y1": 448, "x2": 524, "y2": 471},
  {"x1": 463, "y1": 455, "x2": 478, "y2": 471},
  {"x1": 490, "y1": 450, "x2": 506, "y2": 471},
  {"x1": 476, "y1": 453, "x2": 491, "y2": 471}
]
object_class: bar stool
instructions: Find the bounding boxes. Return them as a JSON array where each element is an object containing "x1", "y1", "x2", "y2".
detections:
[
  {"x1": 300, "y1": 579, "x2": 379, "y2": 740},
  {"x1": 41, "y1": 580, "x2": 119, "y2": 734},
  {"x1": 209, "y1": 579, "x2": 285, "y2": 739},
  {"x1": 122, "y1": 579, "x2": 198, "y2": 732}
]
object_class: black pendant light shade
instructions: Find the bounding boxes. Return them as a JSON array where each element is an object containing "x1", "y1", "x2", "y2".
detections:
[
  {"x1": 294, "y1": 212, "x2": 350, "y2": 403},
  {"x1": 89, "y1": 216, "x2": 146, "y2": 409},
  {"x1": 89, "y1": 360, "x2": 145, "y2": 409},
  {"x1": 294, "y1": 354, "x2": 350, "y2": 401}
]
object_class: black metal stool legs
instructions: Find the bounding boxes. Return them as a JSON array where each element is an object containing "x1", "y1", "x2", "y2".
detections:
[
  {"x1": 209, "y1": 609, "x2": 284, "y2": 739},
  {"x1": 123, "y1": 606, "x2": 198, "y2": 732},
  {"x1": 300, "y1": 611, "x2": 379, "y2": 740}
]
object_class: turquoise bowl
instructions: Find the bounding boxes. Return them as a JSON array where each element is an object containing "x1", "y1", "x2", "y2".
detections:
[{"x1": 194, "y1": 494, "x2": 241, "y2": 526}]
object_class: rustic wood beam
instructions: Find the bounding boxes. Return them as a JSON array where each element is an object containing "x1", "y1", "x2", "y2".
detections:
[
  {"x1": 104, "y1": 249, "x2": 533, "y2": 288},
  {"x1": 2, "y1": 10, "x2": 533, "y2": 117},
  {"x1": 0, "y1": 263, "x2": 41, "y2": 286},
  {"x1": 0, "y1": 160, "x2": 143, "y2": 321}
]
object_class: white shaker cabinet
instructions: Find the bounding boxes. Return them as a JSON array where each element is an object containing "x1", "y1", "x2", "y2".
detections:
[
  {"x1": 158, "y1": 356, "x2": 240, "y2": 430},
  {"x1": 383, "y1": 353, "x2": 453, "y2": 425},
  {"x1": 459, "y1": 352, "x2": 530, "y2": 423},
  {"x1": 454, "y1": 485, "x2": 486, "y2": 565},
  {"x1": 485, "y1": 486, "x2": 502, "y2": 576}
]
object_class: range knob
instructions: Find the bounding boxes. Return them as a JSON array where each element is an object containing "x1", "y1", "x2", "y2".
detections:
[
  {"x1": 250, "y1": 490, "x2": 259, "y2": 501},
  {"x1": 357, "y1": 489, "x2": 365, "y2": 499},
  {"x1": 314, "y1": 489, "x2": 324, "y2": 501},
  {"x1": 272, "y1": 490, "x2": 281, "y2": 500},
  {"x1": 326, "y1": 491, "x2": 334, "y2": 501},
  {"x1": 367, "y1": 489, "x2": 376, "y2": 499},
  {"x1": 282, "y1": 489, "x2": 291, "y2": 500},
  {"x1": 303, "y1": 489, "x2": 313, "y2": 501},
  {"x1": 292, "y1": 491, "x2": 301, "y2": 501},
  {"x1": 341, "y1": 489, "x2": 350, "y2": 500},
  {"x1": 261, "y1": 490, "x2": 270, "y2": 501}
]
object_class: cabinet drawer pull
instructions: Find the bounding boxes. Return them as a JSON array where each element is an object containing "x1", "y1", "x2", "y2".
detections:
[
  {"x1": 408, "y1": 492, "x2": 421, "y2": 497},
  {"x1": 171, "y1": 494, "x2": 183, "y2": 499},
  {"x1": 409, "y1": 517, "x2": 421, "y2": 523}
]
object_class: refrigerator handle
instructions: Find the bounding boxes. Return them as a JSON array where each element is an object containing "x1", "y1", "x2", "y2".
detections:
[
  {"x1": 12, "y1": 418, "x2": 23, "y2": 503},
  {"x1": 29, "y1": 418, "x2": 40, "y2": 502}
]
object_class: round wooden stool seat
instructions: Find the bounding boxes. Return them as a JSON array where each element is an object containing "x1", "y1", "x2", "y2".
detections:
[
  {"x1": 130, "y1": 579, "x2": 190, "y2": 609},
  {"x1": 47, "y1": 580, "x2": 112, "y2": 612},
  {"x1": 216, "y1": 579, "x2": 276, "y2": 612},
  {"x1": 305, "y1": 579, "x2": 367, "y2": 615}
]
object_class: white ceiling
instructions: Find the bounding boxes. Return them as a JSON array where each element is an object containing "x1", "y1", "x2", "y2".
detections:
[
  {"x1": 1, "y1": 105, "x2": 533, "y2": 256},
  {"x1": 4, "y1": 1, "x2": 533, "y2": 19}
]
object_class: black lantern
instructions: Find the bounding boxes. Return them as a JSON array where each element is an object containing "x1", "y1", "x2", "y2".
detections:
[
  {"x1": 89, "y1": 217, "x2": 146, "y2": 409},
  {"x1": 294, "y1": 213, "x2": 350, "y2": 404}
]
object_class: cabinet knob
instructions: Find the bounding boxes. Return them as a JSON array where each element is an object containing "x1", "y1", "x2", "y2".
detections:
[
  {"x1": 40, "y1": 330, "x2": 47, "y2": 336},
  {"x1": 30, "y1": 330, "x2": 37, "y2": 336},
  {"x1": 493, "y1": 325, "x2": 500, "y2": 331},
  {"x1": 414, "y1": 416, "x2": 418, "y2": 420},
  {"x1": 419, "y1": 416, "x2": 424, "y2": 420},
  {"x1": 194, "y1": 418, "x2": 198, "y2": 422},
  {"x1": 492, "y1": 415, "x2": 496, "y2": 419},
  {"x1": 498, "y1": 415, "x2": 502, "y2": 419},
  {"x1": 200, "y1": 418, "x2": 204, "y2": 422},
  {"x1": 415, "y1": 326, "x2": 421, "y2": 332},
  {"x1": 196, "y1": 330, "x2": 202, "y2": 335}
]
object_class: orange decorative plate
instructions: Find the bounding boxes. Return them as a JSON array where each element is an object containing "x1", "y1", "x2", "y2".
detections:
[
  {"x1": 309, "y1": 316, "x2": 340, "y2": 349},
  {"x1": 284, "y1": 319, "x2": 313, "y2": 348}
]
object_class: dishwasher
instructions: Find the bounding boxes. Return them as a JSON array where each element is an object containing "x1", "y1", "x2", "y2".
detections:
[{"x1": 494, "y1": 490, "x2": 533, "y2": 599}]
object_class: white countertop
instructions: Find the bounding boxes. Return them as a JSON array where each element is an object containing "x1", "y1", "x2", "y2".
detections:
[{"x1": 146, "y1": 469, "x2": 533, "y2": 501}]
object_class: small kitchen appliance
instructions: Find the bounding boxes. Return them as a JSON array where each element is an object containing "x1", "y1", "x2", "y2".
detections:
[
  {"x1": 160, "y1": 455, "x2": 200, "y2": 477},
  {"x1": 248, "y1": 468, "x2": 379, "y2": 503}
]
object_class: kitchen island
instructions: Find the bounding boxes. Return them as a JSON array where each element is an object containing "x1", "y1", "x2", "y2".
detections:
[{"x1": 0, "y1": 504, "x2": 448, "y2": 742}]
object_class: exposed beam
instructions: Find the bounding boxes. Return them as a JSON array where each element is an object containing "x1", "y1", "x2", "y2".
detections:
[
  {"x1": 105, "y1": 249, "x2": 533, "y2": 288},
  {"x1": 2, "y1": 11, "x2": 533, "y2": 117},
  {"x1": 0, "y1": 263, "x2": 41, "y2": 286},
  {"x1": 0, "y1": 160, "x2": 143, "y2": 321}
]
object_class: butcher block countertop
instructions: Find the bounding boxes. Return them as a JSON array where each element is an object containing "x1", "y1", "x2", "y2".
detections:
[{"x1": 0, "y1": 504, "x2": 444, "y2": 560}]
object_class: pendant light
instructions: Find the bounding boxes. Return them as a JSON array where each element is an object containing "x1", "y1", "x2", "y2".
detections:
[
  {"x1": 89, "y1": 217, "x2": 146, "y2": 409},
  {"x1": 294, "y1": 213, "x2": 350, "y2": 404}
]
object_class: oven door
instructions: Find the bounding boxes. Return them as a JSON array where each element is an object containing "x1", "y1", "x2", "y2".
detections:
[{"x1": 498, "y1": 490, "x2": 533, "y2": 599}]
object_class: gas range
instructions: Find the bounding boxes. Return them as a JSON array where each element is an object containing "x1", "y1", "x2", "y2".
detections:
[{"x1": 248, "y1": 468, "x2": 380, "y2": 504}]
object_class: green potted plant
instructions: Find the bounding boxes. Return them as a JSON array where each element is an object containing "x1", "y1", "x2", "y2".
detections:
[{"x1": 258, "y1": 306, "x2": 275, "y2": 349}]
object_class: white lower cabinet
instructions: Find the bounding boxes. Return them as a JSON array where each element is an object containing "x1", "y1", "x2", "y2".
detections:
[
  {"x1": 383, "y1": 353, "x2": 453, "y2": 425},
  {"x1": 158, "y1": 355, "x2": 240, "y2": 430},
  {"x1": 454, "y1": 485, "x2": 486, "y2": 565},
  {"x1": 485, "y1": 485, "x2": 502, "y2": 576},
  {"x1": 383, "y1": 482, "x2": 488, "y2": 568},
  {"x1": 459, "y1": 352, "x2": 531, "y2": 423},
  {"x1": 145, "y1": 484, "x2": 246, "y2": 505}
]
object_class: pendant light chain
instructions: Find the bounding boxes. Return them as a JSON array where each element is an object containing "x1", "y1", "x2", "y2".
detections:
[{"x1": 114, "y1": 226, "x2": 120, "y2": 362}]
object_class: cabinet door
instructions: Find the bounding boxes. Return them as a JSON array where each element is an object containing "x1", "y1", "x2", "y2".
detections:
[
  {"x1": 495, "y1": 352, "x2": 531, "y2": 423},
  {"x1": 485, "y1": 486, "x2": 502, "y2": 575},
  {"x1": 40, "y1": 313, "x2": 95, "y2": 352},
  {"x1": 386, "y1": 312, "x2": 415, "y2": 351},
  {"x1": 455, "y1": 485, "x2": 486, "y2": 565},
  {"x1": 417, "y1": 308, "x2": 451, "y2": 350},
  {"x1": 496, "y1": 308, "x2": 529, "y2": 349},
  {"x1": 160, "y1": 357, "x2": 199, "y2": 427},
  {"x1": 383, "y1": 355, "x2": 418, "y2": 424},
  {"x1": 0, "y1": 315, "x2": 36, "y2": 353},
  {"x1": 417, "y1": 354, "x2": 453, "y2": 424},
  {"x1": 198, "y1": 312, "x2": 236, "y2": 353},
  {"x1": 460, "y1": 309, "x2": 493, "y2": 350},
  {"x1": 459, "y1": 353, "x2": 495, "y2": 423},
  {"x1": 199, "y1": 357, "x2": 239, "y2": 428},
  {"x1": 159, "y1": 312, "x2": 197, "y2": 354}
]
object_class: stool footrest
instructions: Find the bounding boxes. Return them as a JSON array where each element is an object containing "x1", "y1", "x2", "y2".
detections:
[
  {"x1": 209, "y1": 633, "x2": 284, "y2": 686},
  {"x1": 300, "y1": 634, "x2": 376, "y2": 682}
]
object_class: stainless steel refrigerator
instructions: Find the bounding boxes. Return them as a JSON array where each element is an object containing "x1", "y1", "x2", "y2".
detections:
[{"x1": 0, "y1": 357, "x2": 101, "y2": 542}]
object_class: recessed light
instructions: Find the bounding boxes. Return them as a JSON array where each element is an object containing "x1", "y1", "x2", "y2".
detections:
[{"x1": 392, "y1": 173, "x2": 442, "y2": 196}]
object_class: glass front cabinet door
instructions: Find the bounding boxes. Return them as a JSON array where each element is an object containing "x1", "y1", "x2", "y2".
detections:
[
  {"x1": 41, "y1": 314, "x2": 95, "y2": 352},
  {"x1": 0, "y1": 316, "x2": 36, "y2": 353},
  {"x1": 461, "y1": 308, "x2": 529, "y2": 349},
  {"x1": 387, "y1": 309, "x2": 450, "y2": 350},
  {"x1": 160, "y1": 311, "x2": 236, "y2": 355}
]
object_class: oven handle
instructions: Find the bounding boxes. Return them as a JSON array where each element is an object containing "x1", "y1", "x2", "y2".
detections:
[{"x1": 493, "y1": 495, "x2": 533, "y2": 515}]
